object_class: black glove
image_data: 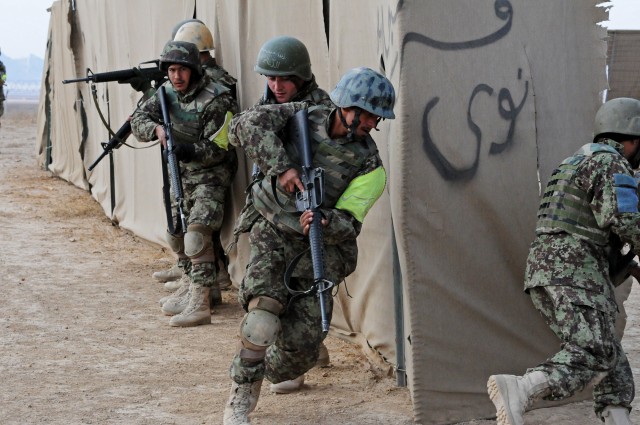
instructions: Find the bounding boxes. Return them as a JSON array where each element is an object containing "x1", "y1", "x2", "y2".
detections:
[{"x1": 172, "y1": 143, "x2": 196, "y2": 163}]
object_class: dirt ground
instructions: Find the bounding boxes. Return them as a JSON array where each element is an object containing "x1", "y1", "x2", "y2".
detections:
[{"x1": 1, "y1": 100, "x2": 640, "y2": 425}]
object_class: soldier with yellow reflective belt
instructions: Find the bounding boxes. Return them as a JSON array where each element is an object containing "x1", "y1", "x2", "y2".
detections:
[
  {"x1": 153, "y1": 19, "x2": 239, "y2": 293},
  {"x1": 131, "y1": 40, "x2": 238, "y2": 327},
  {"x1": 488, "y1": 98, "x2": 640, "y2": 425},
  {"x1": 222, "y1": 67, "x2": 395, "y2": 425}
]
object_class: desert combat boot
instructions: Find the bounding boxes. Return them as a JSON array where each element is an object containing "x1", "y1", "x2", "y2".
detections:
[
  {"x1": 487, "y1": 371, "x2": 550, "y2": 425},
  {"x1": 159, "y1": 274, "x2": 191, "y2": 307},
  {"x1": 602, "y1": 406, "x2": 633, "y2": 425},
  {"x1": 169, "y1": 285, "x2": 211, "y2": 327},
  {"x1": 152, "y1": 263, "x2": 184, "y2": 282},
  {"x1": 223, "y1": 380, "x2": 262, "y2": 425}
]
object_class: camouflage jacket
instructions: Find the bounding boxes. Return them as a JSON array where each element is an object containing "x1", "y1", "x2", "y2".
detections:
[
  {"x1": 525, "y1": 139, "x2": 640, "y2": 311},
  {"x1": 202, "y1": 57, "x2": 237, "y2": 96},
  {"x1": 130, "y1": 75, "x2": 238, "y2": 171},
  {"x1": 229, "y1": 102, "x2": 384, "y2": 245}
]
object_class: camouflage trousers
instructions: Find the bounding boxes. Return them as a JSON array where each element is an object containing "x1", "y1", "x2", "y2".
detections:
[
  {"x1": 230, "y1": 217, "x2": 331, "y2": 384},
  {"x1": 168, "y1": 169, "x2": 229, "y2": 288},
  {"x1": 528, "y1": 286, "x2": 634, "y2": 415}
]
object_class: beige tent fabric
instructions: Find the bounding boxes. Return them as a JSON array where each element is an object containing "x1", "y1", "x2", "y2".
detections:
[
  {"x1": 38, "y1": 1, "x2": 610, "y2": 423},
  {"x1": 326, "y1": 0, "x2": 399, "y2": 370},
  {"x1": 393, "y1": 1, "x2": 607, "y2": 423},
  {"x1": 37, "y1": 0, "x2": 88, "y2": 189},
  {"x1": 606, "y1": 30, "x2": 640, "y2": 102}
]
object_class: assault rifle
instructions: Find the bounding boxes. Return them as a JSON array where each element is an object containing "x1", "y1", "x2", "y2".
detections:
[
  {"x1": 64, "y1": 60, "x2": 167, "y2": 171},
  {"x1": 158, "y1": 85, "x2": 187, "y2": 235},
  {"x1": 62, "y1": 60, "x2": 166, "y2": 91},
  {"x1": 288, "y1": 108, "x2": 334, "y2": 332}
]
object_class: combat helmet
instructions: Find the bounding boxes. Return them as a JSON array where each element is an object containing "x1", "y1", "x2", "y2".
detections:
[
  {"x1": 254, "y1": 35, "x2": 312, "y2": 81},
  {"x1": 330, "y1": 67, "x2": 396, "y2": 119},
  {"x1": 594, "y1": 97, "x2": 640, "y2": 140},
  {"x1": 170, "y1": 19, "x2": 204, "y2": 40},
  {"x1": 174, "y1": 20, "x2": 214, "y2": 53},
  {"x1": 159, "y1": 40, "x2": 202, "y2": 77}
]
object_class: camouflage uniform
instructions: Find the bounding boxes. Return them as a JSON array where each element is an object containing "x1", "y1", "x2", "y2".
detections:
[
  {"x1": 131, "y1": 74, "x2": 238, "y2": 289},
  {"x1": 228, "y1": 102, "x2": 384, "y2": 385},
  {"x1": 202, "y1": 57, "x2": 237, "y2": 96},
  {"x1": 0, "y1": 59, "x2": 6, "y2": 118},
  {"x1": 524, "y1": 139, "x2": 640, "y2": 415},
  {"x1": 201, "y1": 56, "x2": 237, "y2": 281}
]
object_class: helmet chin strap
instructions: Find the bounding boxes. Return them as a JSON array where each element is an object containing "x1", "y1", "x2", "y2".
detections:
[
  {"x1": 337, "y1": 108, "x2": 361, "y2": 141},
  {"x1": 631, "y1": 141, "x2": 640, "y2": 169}
]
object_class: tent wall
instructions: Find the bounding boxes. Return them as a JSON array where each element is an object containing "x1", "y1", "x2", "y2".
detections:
[
  {"x1": 38, "y1": 1, "x2": 609, "y2": 423},
  {"x1": 393, "y1": 1, "x2": 607, "y2": 422}
]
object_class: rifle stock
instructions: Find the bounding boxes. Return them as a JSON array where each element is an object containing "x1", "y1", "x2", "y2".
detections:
[
  {"x1": 87, "y1": 121, "x2": 132, "y2": 171},
  {"x1": 289, "y1": 108, "x2": 332, "y2": 332},
  {"x1": 158, "y1": 86, "x2": 187, "y2": 235}
]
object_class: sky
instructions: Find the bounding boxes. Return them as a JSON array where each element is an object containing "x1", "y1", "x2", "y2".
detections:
[
  {"x1": 0, "y1": 0, "x2": 53, "y2": 59},
  {"x1": 0, "y1": 0, "x2": 638, "y2": 60}
]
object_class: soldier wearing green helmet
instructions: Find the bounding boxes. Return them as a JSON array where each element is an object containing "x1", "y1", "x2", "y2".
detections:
[
  {"x1": 153, "y1": 19, "x2": 239, "y2": 295},
  {"x1": 488, "y1": 97, "x2": 640, "y2": 425},
  {"x1": 222, "y1": 67, "x2": 395, "y2": 425},
  {"x1": 253, "y1": 35, "x2": 333, "y2": 107},
  {"x1": 233, "y1": 35, "x2": 335, "y2": 395},
  {"x1": 131, "y1": 40, "x2": 239, "y2": 328}
]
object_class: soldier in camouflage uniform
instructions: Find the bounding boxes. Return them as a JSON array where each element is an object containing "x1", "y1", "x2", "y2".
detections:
[
  {"x1": 154, "y1": 20, "x2": 238, "y2": 293},
  {"x1": 487, "y1": 97, "x2": 640, "y2": 425},
  {"x1": 248, "y1": 35, "x2": 334, "y2": 394},
  {"x1": 131, "y1": 40, "x2": 238, "y2": 327},
  {"x1": 222, "y1": 67, "x2": 395, "y2": 425},
  {"x1": 0, "y1": 48, "x2": 7, "y2": 122}
]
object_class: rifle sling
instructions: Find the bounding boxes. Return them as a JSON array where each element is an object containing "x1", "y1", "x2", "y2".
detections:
[
  {"x1": 283, "y1": 247, "x2": 336, "y2": 312},
  {"x1": 90, "y1": 83, "x2": 157, "y2": 151}
]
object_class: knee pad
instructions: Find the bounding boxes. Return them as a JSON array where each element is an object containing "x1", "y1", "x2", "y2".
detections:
[
  {"x1": 184, "y1": 223, "x2": 215, "y2": 264},
  {"x1": 239, "y1": 296, "x2": 284, "y2": 351},
  {"x1": 165, "y1": 231, "x2": 184, "y2": 255}
]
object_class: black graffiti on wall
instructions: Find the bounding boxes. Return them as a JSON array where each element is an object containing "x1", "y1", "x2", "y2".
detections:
[
  {"x1": 403, "y1": 0, "x2": 513, "y2": 51},
  {"x1": 377, "y1": 1, "x2": 402, "y2": 76},
  {"x1": 402, "y1": 0, "x2": 529, "y2": 181}
]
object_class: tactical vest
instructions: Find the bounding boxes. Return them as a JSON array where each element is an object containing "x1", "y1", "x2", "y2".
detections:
[
  {"x1": 252, "y1": 106, "x2": 378, "y2": 235},
  {"x1": 164, "y1": 81, "x2": 230, "y2": 145},
  {"x1": 536, "y1": 143, "x2": 621, "y2": 245}
]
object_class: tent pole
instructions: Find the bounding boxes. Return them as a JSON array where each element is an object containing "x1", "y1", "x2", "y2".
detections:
[{"x1": 391, "y1": 220, "x2": 406, "y2": 387}]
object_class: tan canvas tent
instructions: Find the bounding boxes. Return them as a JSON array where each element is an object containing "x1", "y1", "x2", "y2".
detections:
[{"x1": 37, "y1": 1, "x2": 610, "y2": 423}]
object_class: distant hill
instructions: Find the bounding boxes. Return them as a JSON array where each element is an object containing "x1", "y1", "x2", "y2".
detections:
[{"x1": 2, "y1": 55, "x2": 44, "y2": 100}]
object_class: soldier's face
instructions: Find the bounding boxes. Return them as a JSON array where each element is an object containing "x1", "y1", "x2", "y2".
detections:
[
  {"x1": 266, "y1": 76, "x2": 298, "y2": 103},
  {"x1": 168, "y1": 64, "x2": 192, "y2": 93},
  {"x1": 343, "y1": 108, "x2": 381, "y2": 138}
]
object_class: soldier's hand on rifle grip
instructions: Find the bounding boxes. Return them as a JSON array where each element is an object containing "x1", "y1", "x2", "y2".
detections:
[
  {"x1": 278, "y1": 168, "x2": 304, "y2": 193},
  {"x1": 155, "y1": 125, "x2": 167, "y2": 149},
  {"x1": 300, "y1": 210, "x2": 328, "y2": 236}
]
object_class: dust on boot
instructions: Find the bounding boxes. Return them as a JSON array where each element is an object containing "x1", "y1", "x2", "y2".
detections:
[
  {"x1": 223, "y1": 380, "x2": 263, "y2": 425},
  {"x1": 487, "y1": 371, "x2": 550, "y2": 425}
]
